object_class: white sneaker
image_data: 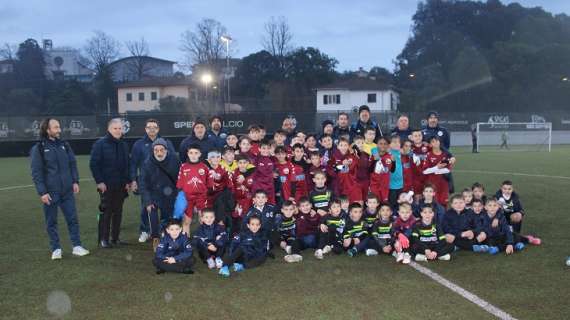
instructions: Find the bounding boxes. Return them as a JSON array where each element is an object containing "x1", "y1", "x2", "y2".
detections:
[
  {"x1": 315, "y1": 249, "x2": 323, "y2": 260},
  {"x1": 415, "y1": 254, "x2": 427, "y2": 262},
  {"x1": 322, "y1": 245, "x2": 332, "y2": 254},
  {"x1": 438, "y1": 254, "x2": 451, "y2": 261},
  {"x1": 138, "y1": 232, "x2": 150, "y2": 243},
  {"x1": 285, "y1": 245, "x2": 292, "y2": 255},
  {"x1": 207, "y1": 257, "x2": 216, "y2": 269},
  {"x1": 215, "y1": 257, "x2": 223, "y2": 269},
  {"x1": 51, "y1": 249, "x2": 62, "y2": 260},
  {"x1": 402, "y1": 253, "x2": 411, "y2": 264},
  {"x1": 284, "y1": 254, "x2": 303, "y2": 263},
  {"x1": 396, "y1": 252, "x2": 404, "y2": 263},
  {"x1": 365, "y1": 249, "x2": 379, "y2": 256},
  {"x1": 72, "y1": 246, "x2": 90, "y2": 257}
]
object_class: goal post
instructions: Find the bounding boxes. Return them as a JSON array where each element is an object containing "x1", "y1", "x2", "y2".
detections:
[{"x1": 475, "y1": 122, "x2": 552, "y2": 153}]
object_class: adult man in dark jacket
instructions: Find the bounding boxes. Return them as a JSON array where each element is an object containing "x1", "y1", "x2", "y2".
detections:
[
  {"x1": 421, "y1": 111, "x2": 451, "y2": 150},
  {"x1": 350, "y1": 105, "x2": 383, "y2": 139},
  {"x1": 90, "y1": 118, "x2": 135, "y2": 248},
  {"x1": 207, "y1": 115, "x2": 229, "y2": 149},
  {"x1": 179, "y1": 120, "x2": 217, "y2": 162},
  {"x1": 332, "y1": 112, "x2": 351, "y2": 143},
  {"x1": 130, "y1": 119, "x2": 175, "y2": 243},
  {"x1": 391, "y1": 114, "x2": 413, "y2": 141},
  {"x1": 30, "y1": 118, "x2": 90, "y2": 260},
  {"x1": 139, "y1": 138, "x2": 181, "y2": 251}
]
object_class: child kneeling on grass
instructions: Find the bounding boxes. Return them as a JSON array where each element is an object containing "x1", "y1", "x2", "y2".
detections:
[
  {"x1": 192, "y1": 209, "x2": 228, "y2": 270},
  {"x1": 411, "y1": 204, "x2": 454, "y2": 262},
  {"x1": 153, "y1": 219, "x2": 194, "y2": 274},
  {"x1": 219, "y1": 216, "x2": 267, "y2": 277}
]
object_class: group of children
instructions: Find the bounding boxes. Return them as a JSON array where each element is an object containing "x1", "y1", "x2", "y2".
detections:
[{"x1": 153, "y1": 124, "x2": 541, "y2": 276}]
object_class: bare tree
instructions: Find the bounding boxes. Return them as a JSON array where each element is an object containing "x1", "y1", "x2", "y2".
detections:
[
  {"x1": 125, "y1": 37, "x2": 151, "y2": 80},
  {"x1": 83, "y1": 30, "x2": 121, "y2": 73},
  {"x1": 0, "y1": 43, "x2": 17, "y2": 60},
  {"x1": 180, "y1": 18, "x2": 228, "y2": 71},
  {"x1": 261, "y1": 16, "x2": 293, "y2": 61}
]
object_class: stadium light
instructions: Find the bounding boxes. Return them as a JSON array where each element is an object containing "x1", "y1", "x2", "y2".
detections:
[
  {"x1": 201, "y1": 73, "x2": 213, "y2": 85},
  {"x1": 562, "y1": 76, "x2": 568, "y2": 82},
  {"x1": 409, "y1": 73, "x2": 416, "y2": 78},
  {"x1": 220, "y1": 35, "x2": 233, "y2": 104}
]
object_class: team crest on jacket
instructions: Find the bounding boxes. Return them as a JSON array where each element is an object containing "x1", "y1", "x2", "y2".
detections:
[
  {"x1": 283, "y1": 168, "x2": 289, "y2": 174},
  {"x1": 198, "y1": 168, "x2": 205, "y2": 175},
  {"x1": 438, "y1": 131, "x2": 443, "y2": 136}
]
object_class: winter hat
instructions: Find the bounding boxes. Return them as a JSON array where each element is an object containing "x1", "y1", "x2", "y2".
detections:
[
  {"x1": 358, "y1": 105, "x2": 371, "y2": 114},
  {"x1": 152, "y1": 138, "x2": 168, "y2": 149}
]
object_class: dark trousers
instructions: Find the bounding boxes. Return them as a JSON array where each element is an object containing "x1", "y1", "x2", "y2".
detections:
[
  {"x1": 146, "y1": 196, "x2": 175, "y2": 238},
  {"x1": 99, "y1": 187, "x2": 126, "y2": 242},
  {"x1": 153, "y1": 257, "x2": 193, "y2": 273},
  {"x1": 291, "y1": 234, "x2": 318, "y2": 254},
  {"x1": 43, "y1": 192, "x2": 82, "y2": 251},
  {"x1": 486, "y1": 234, "x2": 527, "y2": 251},
  {"x1": 411, "y1": 242, "x2": 454, "y2": 257},
  {"x1": 389, "y1": 188, "x2": 402, "y2": 207},
  {"x1": 213, "y1": 189, "x2": 235, "y2": 224},
  {"x1": 454, "y1": 237, "x2": 476, "y2": 250},
  {"x1": 317, "y1": 230, "x2": 343, "y2": 253},
  {"x1": 139, "y1": 196, "x2": 148, "y2": 233},
  {"x1": 368, "y1": 238, "x2": 393, "y2": 253},
  {"x1": 222, "y1": 247, "x2": 266, "y2": 269},
  {"x1": 195, "y1": 243, "x2": 225, "y2": 261},
  {"x1": 345, "y1": 237, "x2": 370, "y2": 252}
]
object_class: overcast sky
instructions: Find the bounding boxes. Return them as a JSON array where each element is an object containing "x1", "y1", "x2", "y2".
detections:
[{"x1": 1, "y1": 0, "x2": 568, "y2": 72}]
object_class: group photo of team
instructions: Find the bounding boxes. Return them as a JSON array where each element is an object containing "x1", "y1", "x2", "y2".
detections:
[{"x1": 31, "y1": 106, "x2": 542, "y2": 278}]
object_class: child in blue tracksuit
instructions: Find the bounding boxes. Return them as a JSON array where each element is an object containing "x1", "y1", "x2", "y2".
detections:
[
  {"x1": 192, "y1": 209, "x2": 228, "y2": 270},
  {"x1": 153, "y1": 219, "x2": 194, "y2": 274},
  {"x1": 480, "y1": 198, "x2": 528, "y2": 255},
  {"x1": 442, "y1": 194, "x2": 481, "y2": 251},
  {"x1": 219, "y1": 215, "x2": 267, "y2": 277}
]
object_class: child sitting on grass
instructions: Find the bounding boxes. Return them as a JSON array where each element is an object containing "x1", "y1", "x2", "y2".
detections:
[
  {"x1": 153, "y1": 219, "x2": 194, "y2": 275},
  {"x1": 392, "y1": 203, "x2": 416, "y2": 264},
  {"x1": 315, "y1": 199, "x2": 345, "y2": 259},
  {"x1": 219, "y1": 216, "x2": 267, "y2": 277},
  {"x1": 192, "y1": 209, "x2": 227, "y2": 270},
  {"x1": 368, "y1": 203, "x2": 395, "y2": 257},
  {"x1": 343, "y1": 203, "x2": 369, "y2": 257},
  {"x1": 411, "y1": 204, "x2": 454, "y2": 262}
]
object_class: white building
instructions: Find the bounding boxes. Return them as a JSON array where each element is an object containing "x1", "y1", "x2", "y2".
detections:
[
  {"x1": 315, "y1": 78, "x2": 399, "y2": 112},
  {"x1": 117, "y1": 77, "x2": 193, "y2": 113},
  {"x1": 42, "y1": 40, "x2": 94, "y2": 82}
]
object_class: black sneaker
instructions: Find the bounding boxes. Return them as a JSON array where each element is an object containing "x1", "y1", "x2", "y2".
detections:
[
  {"x1": 156, "y1": 268, "x2": 165, "y2": 275},
  {"x1": 99, "y1": 240, "x2": 113, "y2": 248},
  {"x1": 111, "y1": 239, "x2": 129, "y2": 246},
  {"x1": 182, "y1": 268, "x2": 194, "y2": 274}
]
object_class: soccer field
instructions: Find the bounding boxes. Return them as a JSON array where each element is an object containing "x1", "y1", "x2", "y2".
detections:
[{"x1": 1, "y1": 147, "x2": 569, "y2": 320}]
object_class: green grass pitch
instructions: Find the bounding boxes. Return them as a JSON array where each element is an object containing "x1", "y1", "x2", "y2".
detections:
[{"x1": 1, "y1": 146, "x2": 569, "y2": 319}]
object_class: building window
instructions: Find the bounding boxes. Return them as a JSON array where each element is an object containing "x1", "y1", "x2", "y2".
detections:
[
  {"x1": 138, "y1": 92, "x2": 145, "y2": 101},
  {"x1": 126, "y1": 93, "x2": 132, "y2": 102},
  {"x1": 151, "y1": 92, "x2": 157, "y2": 101},
  {"x1": 323, "y1": 94, "x2": 341, "y2": 105},
  {"x1": 367, "y1": 93, "x2": 377, "y2": 103}
]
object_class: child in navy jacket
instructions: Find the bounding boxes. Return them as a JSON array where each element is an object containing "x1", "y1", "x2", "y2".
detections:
[
  {"x1": 192, "y1": 209, "x2": 228, "y2": 270},
  {"x1": 219, "y1": 216, "x2": 267, "y2": 277},
  {"x1": 153, "y1": 219, "x2": 194, "y2": 274}
]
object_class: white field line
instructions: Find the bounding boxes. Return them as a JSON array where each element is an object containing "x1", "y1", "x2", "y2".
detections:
[
  {"x1": 455, "y1": 169, "x2": 570, "y2": 181},
  {"x1": 0, "y1": 178, "x2": 94, "y2": 191},
  {"x1": 410, "y1": 261, "x2": 518, "y2": 320}
]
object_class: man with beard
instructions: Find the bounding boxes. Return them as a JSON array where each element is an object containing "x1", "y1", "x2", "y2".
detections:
[
  {"x1": 281, "y1": 117, "x2": 297, "y2": 145},
  {"x1": 332, "y1": 112, "x2": 351, "y2": 143},
  {"x1": 30, "y1": 118, "x2": 90, "y2": 260},
  {"x1": 139, "y1": 138, "x2": 181, "y2": 252},
  {"x1": 130, "y1": 119, "x2": 175, "y2": 244},
  {"x1": 208, "y1": 115, "x2": 229, "y2": 149}
]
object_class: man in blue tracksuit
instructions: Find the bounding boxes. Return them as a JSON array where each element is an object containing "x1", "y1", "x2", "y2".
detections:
[
  {"x1": 90, "y1": 118, "x2": 135, "y2": 248},
  {"x1": 207, "y1": 115, "x2": 229, "y2": 149},
  {"x1": 130, "y1": 119, "x2": 175, "y2": 243},
  {"x1": 30, "y1": 118, "x2": 90, "y2": 260},
  {"x1": 139, "y1": 138, "x2": 180, "y2": 250}
]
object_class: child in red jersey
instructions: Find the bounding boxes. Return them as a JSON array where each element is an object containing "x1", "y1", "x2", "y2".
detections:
[
  {"x1": 392, "y1": 202, "x2": 416, "y2": 264},
  {"x1": 290, "y1": 143, "x2": 309, "y2": 202},
  {"x1": 328, "y1": 137, "x2": 362, "y2": 204},
  {"x1": 369, "y1": 136, "x2": 395, "y2": 204},
  {"x1": 231, "y1": 154, "x2": 255, "y2": 235},
  {"x1": 176, "y1": 144, "x2": 214, "y2": 235},
  {"x1": 251, "y1": 139, "x2": 276, "y2": 204},
  {"x1": 207, "y1": 150, "x2": 233, "y2": 225},
  {"x1": 247, "y1": 125, "x2": 262, "y2": 156},
  {"x1": 410, "y1": 129, "x2": 430, "y2": 200},
  {"x1": 274, "y1": 146, "x2": 296, "y2": 204},
  {"x1": 306, "y1": 151, "x2": 326, "y2": 191},
  {"x1": 422, "y1": 136, "x2": 454, "y2": 206},
  {"x1": 353, "y1": 135, "x2": 372, "y2": 201}
]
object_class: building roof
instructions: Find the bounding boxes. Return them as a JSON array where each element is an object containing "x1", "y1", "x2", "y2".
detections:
[
  {"x1": 116, "y1": 76, "x2": 192, "y2": 88},
  {"x1": 315, "y1": 77, "x2": 394, "y2": 91},
  {"x1": 109, "y1": 56, "x2": 176, "y2": 67}
]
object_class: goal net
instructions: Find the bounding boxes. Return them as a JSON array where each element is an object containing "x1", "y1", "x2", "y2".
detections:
[{"x1": 475, "y1": 122, "x2": 552, "y2": 152}]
